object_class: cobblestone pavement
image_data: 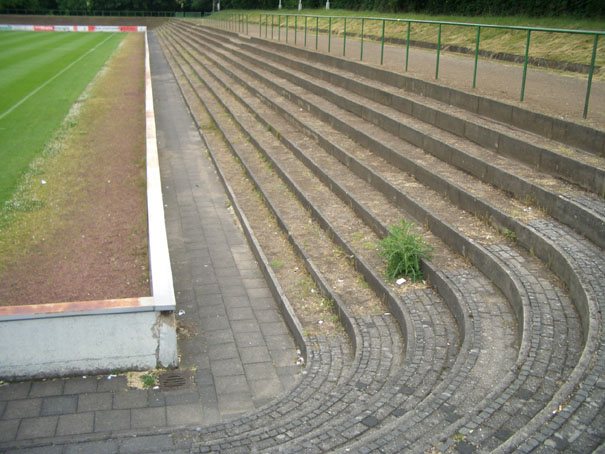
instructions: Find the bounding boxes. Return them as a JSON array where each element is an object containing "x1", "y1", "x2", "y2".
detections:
[{"x1": 0, "y1": 31, "x2": 301, "y2": 453}]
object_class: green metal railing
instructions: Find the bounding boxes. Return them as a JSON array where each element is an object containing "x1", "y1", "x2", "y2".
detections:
[
  {"x1": 251, "y1": 13, "x2": 603, "y2": 119},
  {"x1": 204, "y1": 12, "x2": 249, "y2": 35}
]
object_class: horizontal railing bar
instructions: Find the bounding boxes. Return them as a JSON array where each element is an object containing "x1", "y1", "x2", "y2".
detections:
[{"x1": 258, "y1": 13, "x2": 605, "y2": 36}]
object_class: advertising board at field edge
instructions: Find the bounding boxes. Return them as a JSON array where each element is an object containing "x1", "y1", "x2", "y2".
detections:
[{"x1": 0, "y1": 24, "x2": 146, "y2": 32}]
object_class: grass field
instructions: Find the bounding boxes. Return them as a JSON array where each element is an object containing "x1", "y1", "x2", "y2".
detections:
[
  {"x1": 0, "y1": 31, "x2": 125, "y2": 208},
  {"x1": 209, "y1": 9, "x2": 605, "y2": 69}
]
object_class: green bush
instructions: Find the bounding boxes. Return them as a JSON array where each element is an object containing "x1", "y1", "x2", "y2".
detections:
[{"x1": 378, "y1": 220, "x2": 432, "y2": 282}]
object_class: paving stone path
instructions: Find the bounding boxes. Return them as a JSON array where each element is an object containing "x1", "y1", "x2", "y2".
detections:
[{"x1": 1, "y1": 18, "x2": 604, "y2": 454}]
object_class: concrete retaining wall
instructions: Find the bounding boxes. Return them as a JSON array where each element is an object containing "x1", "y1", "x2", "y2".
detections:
[{"x1": 0, "y1": 299, "x2": 176, "y2": 380}]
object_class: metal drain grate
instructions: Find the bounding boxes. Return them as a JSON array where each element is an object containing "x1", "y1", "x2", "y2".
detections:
[{"x1": 158, "y1": 371, "x2": 193, "y2": 391}]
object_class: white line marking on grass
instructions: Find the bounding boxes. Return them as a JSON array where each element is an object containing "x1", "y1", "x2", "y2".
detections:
[{"x1": 0, "y1": 33, "x2": 116, "y2": 121}]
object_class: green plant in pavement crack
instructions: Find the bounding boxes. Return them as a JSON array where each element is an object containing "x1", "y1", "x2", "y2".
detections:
[{"x1": 378, "y1": 219, "x2": 432, "y2": 282}]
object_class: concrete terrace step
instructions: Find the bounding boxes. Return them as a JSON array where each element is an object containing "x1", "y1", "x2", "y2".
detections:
[
  {"x1": 161, "y1": 20, "x2": 602, "y2": 453},
  {"x1": 164, "y1": 21, "x2": 548, "y2": 450},
  {"x1": 196, "y1": 23, "x2": 602, "y2": 452},
  {"x1": 158, "y1": 25, "x2": 496, "y2": 451},
  {"x1": 158, "y1": 30, "x2": 514, "y2": 454},
  {"x1": 166, "y1": 21, "x2": 588, "y2": 450},
  {"x1": 185, "y1": 22, "x2": 605, "y2": 252},
  {"x1": 157, "y1": 29, "x2": 443, "y2": 449}
]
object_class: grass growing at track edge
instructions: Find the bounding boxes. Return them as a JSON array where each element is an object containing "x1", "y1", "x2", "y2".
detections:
[{"x1": 0, "y1": 31, "x2": 125, "y2": 208}]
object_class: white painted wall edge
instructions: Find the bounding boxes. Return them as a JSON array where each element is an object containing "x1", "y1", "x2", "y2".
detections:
[{"x1": 145, "y1": 30, "x2": 176, "y2": 312}]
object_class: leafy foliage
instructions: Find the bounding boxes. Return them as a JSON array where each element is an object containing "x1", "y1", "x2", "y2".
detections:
[
  {"x1": 378, "y1": 220, "x2": 432, "y2": 282},
  {"x1": 1, "y1": 0, "x2": 603, "y2": 15},
  {"x1": 141, "y1": 373, "x2": 157, "y2": 388}
]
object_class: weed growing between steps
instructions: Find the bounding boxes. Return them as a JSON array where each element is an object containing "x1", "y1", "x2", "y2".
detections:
[{"x1": 379, "y1": 219, "x2": 432, "y2": 282}]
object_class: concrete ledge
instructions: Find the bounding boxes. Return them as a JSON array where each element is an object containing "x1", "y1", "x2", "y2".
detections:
[
  {"x1": 145, "y1": 30, "x2": 176, "y2": 313},
  {"x1": 0, "y1": 30, "x2": 178, "y2": 380}
]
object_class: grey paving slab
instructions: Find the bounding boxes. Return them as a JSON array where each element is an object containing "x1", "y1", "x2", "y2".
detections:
[
  {"x1": 0, "y1": 420, "x2": 19, "y2": 442},
  {"x1": 166, "y1": 404, "x2": 204, "y2": 427},
  {"x1": 29, "y1": 381, "x2": 62, "y2": 398},
  {"x1": 77, "y1": 393, "x2": 112, "y2": 413},
  {"x1": 63, "y1": 377, "x2": 98, "y2": 395},
  {"x1": 3, "y1": 399, "x2": 41, "y2": 420},
  {"x1": 40, "y1": 395, "x2": 77, "y2": 416},
  {"x1": 17, "y1": 415, "x2": 58, "y2": 440},
  {"x1": 63, "y1": 439, "x2": 118, "y2": 454},
  {"x1": 93, "y1": 409, "x2": 131, "y2": 433},
  {"x1": 56, "y1": 412, "x2": 94, "y2": 436}
]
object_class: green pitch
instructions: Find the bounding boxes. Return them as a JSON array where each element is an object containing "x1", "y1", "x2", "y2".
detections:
[{"x1": 0, "y1": 31, "x2": 125, "y2": 208}]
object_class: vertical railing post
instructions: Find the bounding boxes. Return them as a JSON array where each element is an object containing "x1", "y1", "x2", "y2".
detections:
[
  {"x1": 286, "y1": 15, "x2": 288, "y2": 43},
  {"x1": 360, "y1": 17, "x2": 365, "y2": 61},
  {"x1": 435, "y1": 23, "x2": 442, "y2": 79},
  {"x1": 271, "y1": 14, "x2": 274, "y2": 40},
  {"x1": 246, "y1": 13, "x2": 248, "y2": 35},
  {"x1": 473, "y1": 25, "x2": 481, "y2": 88},
  {"x1": 259, "y1": 13, "x2": 262, "y2": 37},
  {"x1": 315, "y1": 16, "x2": 319, "y2": 50},
  {"x1": 343, "y1": 17, "x2": 347, "y2": 56},
  {"x1": 405, "y1": 21, "x2": 410, "y2": 71},
  {"x1": 279, "y1": 15, "x2": 281, "y2": 41},
  {"x1": 295, "y1": 15, "x2": 298, "y2": 44},
  {"x1": 520, "y1": 29, "x2": 531, "y2": 101},
  {"x1": 328, "y1": 16, "x2": 332, "y2": 52},
  {"x1": 305, "y1": 16, "x2": 308, "y2": 47},
  {"x1": 380, "y1": 19, "x2": 385, "y2": 65},
  {"x1": 584, "y1": 34, "x2": 599, "y2": 119}
]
